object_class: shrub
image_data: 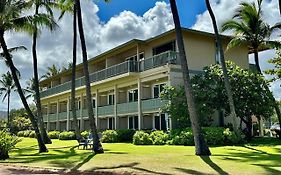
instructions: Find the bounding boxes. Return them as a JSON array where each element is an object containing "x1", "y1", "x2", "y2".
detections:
[
  {"x1": 81, "y1": 130, "x2": 90, "y2": 139},
  {"x1": 29, "y1": 131, "x2": 36, "y2": 138},
  {"x1": 150, "y1": 131, "x2": 169, "y2": 145},
  {"x1": 101, "y1": 130, "x2": 118, "y2": 143},
  {"x1": 48, "y1": 131, "x2": 60, "y2": 139},
  {"x1": 17, "y1": 131, "x2": 24, "y2": 137},
  {"x1": 133, "y1": 131, "x2": 152, "y2": 145},
  {"x1": 116, "y1": 129, "x2": 135, "y2": 142},
  {"x1": 59, "y1": 131, "x2": 76, "y2": 140},
  {"x1": 223, "y1": 128, "x2": 244, "y2": 145},
  {"x1": 0, "y1": 130, "x2": 21, "y2": 160},
  {"x1": 23, "y1": 130, "x2": 32, "y2": 137},
  {"x1": 168, "y1": 128, "x2": 194, "y2": 145},
  {"x1": 203, "y1": 127, "x2": 224, "y2": 145}
]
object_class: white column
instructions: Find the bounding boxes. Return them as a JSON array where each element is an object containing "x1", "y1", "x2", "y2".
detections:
[
  {"x1": 95, "y1": 89, "x2": 99, "y2": 129},
  {"x1": 138, "y1": 79, "x2": 142, "y2": 130},
  {"x1": 56, "y1": 100, "x2": 59, "y2": 131},
  {"x1": 80, "y1": 94, "x2": 84, "y2": 131},
  {"x1": 114, "y1": 85, "x2": 118, "y2": 130},
  {"x1": 47, "y1": 103, "x2": 50, "y2": 131},
  {"x1": 66, "y1": 97, "x2": 70, "y2": 131}
]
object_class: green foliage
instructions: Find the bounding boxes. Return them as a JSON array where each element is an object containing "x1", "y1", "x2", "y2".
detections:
[
  {"x1": 23, "y1": 130, "x2": 32, "y2": 137},
  {"x1": 223, "y1": 128, "x2": 244, "y2": 145},
  {"x1": 116, "y1": 129, "x2": 135, "y2": 142},
  {"x1": 149, "y1": 131, "x2": 169, "y2": 145},
  {"x1": 59, "y1": 131, "x2": 75, "y2": 140},
  {"x1": 17, "y1": 131, "x2": 24, "y2": 137},
  {"x1": 81, "y1": 130, "x2": 90, "y2": 139},
  {"x1": 48, "y1": 131, "x2": 60, "y2": 139},
  {"x1": 133, "y1": 131, "x2": 153, "y2": 145},
  {"x1": 0, "y1": 130, "x2": 21, "y2": 160},
  {"x1": 28, "y1": 131, "x2": 36, "y2": 138},
  {"x1": 203, "y1": 127, "x2": 224, "y2": 145},
  {"x1": 265, "y1": 50, "x2": 281, "y2": 82},
  {"x1": 168, "y1": 128, "x2": 194, "y2": 146},
  {"x1": 10, "y1": 107, "x2": 35, "y2": 133},
  {"x1": 101, "y1": 130, "x2": 118, "y2": 143}
]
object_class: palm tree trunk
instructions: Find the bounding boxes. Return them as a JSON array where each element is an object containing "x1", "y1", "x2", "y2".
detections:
[
  {"x1": 71, "y1": 1, "x2": 82, "y2": 141},
  {"x1": 32, "y1": 5, "x2": 52, "y2": 144},
  {"x1": 205, "y1": 0, "x2": 238, "y2": 131},
  {"x1": 279, "y1": 0, "x2": 281, "y2": 15},
  {"x1": 76, "y1": 0, "x2": 103, "y2": 153},
  {"x1": 169, "y1": 0, "x2": 210, "y2": 155},
  {"x1": 254, "y1": 49, "x2": 281, "y2": 139},
  {"x1": 7, "y1": 91, "x2": 10, "y2": 130},
  {"x1": 0, "y1": 30, "x2": 48, "y2": 153}
]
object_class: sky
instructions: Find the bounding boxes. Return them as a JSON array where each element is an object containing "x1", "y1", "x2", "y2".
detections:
[{"x1": 0, "y1": 0, "x2": 280, "y2": 111}]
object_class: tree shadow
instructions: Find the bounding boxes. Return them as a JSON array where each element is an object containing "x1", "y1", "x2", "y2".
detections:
[
  {"x1": 71, "y1": 153, "x2": 95, "y2": 171},
  {"x1": 174, "y1": 167, "x2": 209, "y2": 175},
  {"x1": 200, "y1": 156, "x2": 229, "y2": 175}
]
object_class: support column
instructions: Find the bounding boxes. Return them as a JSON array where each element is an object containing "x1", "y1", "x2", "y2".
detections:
[
  {"x1": 80, "y1": 94, "x2": 84, "y2": 131},
  {"x1": 47, "y1": 102, "x2": 50, "y2": 131},
  {"x1": 56, "y1": 100, "x2": 59, "y2": 131},
  {"x1": 114, "y1": 84, "x2": 119, "y2": 130},
  {"x1": 66, "y1": 97, "x2": 70, "y2": 131},
  {"x1": 138, "y1": 79, "x2": 143, "y2": 130},
  {"x1": 95, "y1": 89, "x2": 99, "y2": 129}
]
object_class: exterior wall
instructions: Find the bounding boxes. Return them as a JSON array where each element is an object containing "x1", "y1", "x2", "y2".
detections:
[
  {"x1": 119, "y1": 117, "x2": 128, "y2": 129},
  {"x1": 143, "y1": 115, "x2": 153, "y2": 129}
]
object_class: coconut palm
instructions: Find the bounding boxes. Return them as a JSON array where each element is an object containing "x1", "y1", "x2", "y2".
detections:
[
  {"x1": 221, "y1": 0, "x2": 281, "y2": 137},
  {"x1": 0, "y1": 72, "x2": 15, "y2": 130},
  {"x1": 28, "y1": 0, "x2": 58, "y2": 144},
  {"x1": 205, "y1": 0, "x2": 238, "y2": 131},
  {"x1": 169, "y1": 0, "x2": 210, "y2": 155},
  {"x1": 42, "y1": 64, "x2": 61, "y2": 78},
  {"x1": 0, "y1": 0, "x2": 56, "y2": 152}
]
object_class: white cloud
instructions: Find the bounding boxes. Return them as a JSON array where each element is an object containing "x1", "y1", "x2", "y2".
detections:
[
  {"x1": 192, "y1": 0, "x2": 281, "y2": 99},
  {"x1": 0, "y1": 1, "x2": 173, "y2": 111}
]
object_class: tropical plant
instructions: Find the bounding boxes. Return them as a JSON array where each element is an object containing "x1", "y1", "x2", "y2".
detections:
[
  {"x1": 42, "y1": 64, "x2": 61, "y2": 79},
  {"x1": 0, "y1": 129, "x2": 21, "y2": 160},
  {"x1": 0, "y1": 72, "x2": 15, "y2": 130},
  {"x1": 169, "y1": 0, "x2": 210, "y2": 155},
  {"x1": 265, "y1": 50, "x2": 281, "y2": 81},
  {"x1": 221, "y1": 0, "x2": 281, "y2": 137},
  {"x1": 0, "y1": 0, "x2": 48, "y2": 152}
]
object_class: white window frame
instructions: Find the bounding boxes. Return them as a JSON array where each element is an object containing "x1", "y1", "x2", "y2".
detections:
[
  {"x1": 107, "y1": 93, "x2": 114, "y2": 105},
  {"x1": 152, "y1": 83, "x2": 166, "y2": 99},
  {"x1": 127, "y1": 88, "x2": 138, "y2": 102}
]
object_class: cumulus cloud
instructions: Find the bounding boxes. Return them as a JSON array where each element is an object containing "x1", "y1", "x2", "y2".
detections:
[
  {"x1": 192, "y1": 0, "x2": 281, "y2": 99},
  {"x1": 0, "y1": 1, "x2": 173, "y2": 110}
]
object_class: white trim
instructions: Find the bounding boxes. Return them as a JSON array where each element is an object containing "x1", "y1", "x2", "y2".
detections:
[{"x1": 127, "y1": 88, "x2": 138, "y2": 102}]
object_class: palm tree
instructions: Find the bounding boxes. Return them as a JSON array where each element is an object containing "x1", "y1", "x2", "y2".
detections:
[
  {"x1": 29, "y1": 0, "x2": 57, "y2": 144},
  {"x1": 221, "y1": 0, "x2": 281, "y2": 137},
  {"x1": 169, "y1": 0, "x2": 210, "y2": 155},
  {"x1": 279, "y1": 0, "x2": 281, "y2": 15},
  {"x1": 205, "y1": 0, "x2": 238, "y2": 131},
  {"x1": 76, "y1": 0, "x2": 103, "y2": 153},
  {"x1": 42, "y1": 64, "x2": 61, "y2": 78},
  {"x1": 0, "y1": 0, "x2": 48, "y2": 152},
  {"x1": 0, "y1": 72, "x2": 15, "y2": 130}
]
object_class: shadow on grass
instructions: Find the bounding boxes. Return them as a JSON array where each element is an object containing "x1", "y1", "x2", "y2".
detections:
[
  {"x1": 200, "y1": 156, "x2": 229, "y2": 175},
  {"x1": 174, "y1": 167, "x2": 208, "y2": 175}
]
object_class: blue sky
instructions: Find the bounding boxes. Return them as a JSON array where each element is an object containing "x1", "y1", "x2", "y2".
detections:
[{"x1": 96, "y1": 0, "x2": 206, "y2": 28}]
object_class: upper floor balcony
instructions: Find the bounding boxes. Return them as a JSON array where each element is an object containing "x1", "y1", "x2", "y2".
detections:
[{"x1": 40, "y1": 51, "x2": 179, "y2": 98}]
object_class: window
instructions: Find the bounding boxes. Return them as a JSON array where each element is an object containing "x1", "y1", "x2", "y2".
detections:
[
  {"x1": 108, "y1": 94, "x2": 114, "y2": 105},
  {"x1": 128, "y1": 89, "x2": 138, "y2": 102},
  {"x1": 128, "y1": 116, "x2": 139, "y2": 129},
  {"x1": 153, "y1": 83, "x2": 166, "y2": 98},
  {"x1": 108, "y1": 117, "x2": 113, "y2": 130},
  {"x1": 154, "y1": 114, "x2": 168, "y2": 130},
  {"x1": 153, "y1": 41, "x2": 176, "y2": 56},
  {"x1": 92, "y1": 99, "x2": 96, "y2": 108}
]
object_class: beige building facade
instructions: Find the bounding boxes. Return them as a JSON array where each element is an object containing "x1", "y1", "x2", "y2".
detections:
[{"x1": 40, "y1": 28, "x2": 249, "y2": 131}]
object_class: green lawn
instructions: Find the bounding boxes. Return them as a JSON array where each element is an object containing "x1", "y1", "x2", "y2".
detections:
[{"x1": 1, "y1": 138, "x2": 281, "y2": 175}]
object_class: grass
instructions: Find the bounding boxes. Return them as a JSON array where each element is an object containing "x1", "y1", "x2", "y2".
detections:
[{"x1": 1, "y1": 138, "x2": 281, "y2": 175}]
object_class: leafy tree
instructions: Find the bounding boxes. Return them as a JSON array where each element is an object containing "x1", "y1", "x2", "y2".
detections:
[
  {"x1": 169, "y1": 0, "x2": 210, "y2": 155},
  {"x1": 221, "y1": 0, "x2": 281, "y2": 136},
  {"x1": 42, "y1": 64, "x2": 61, "y2": 79},
  {"x1": 265, "y1": 50, "x2": 281, "y2": 81},
  {"x1": 0, "y1": 0, "x2": 48, "y2": 152},
  {"x1": 192, "y1": 61, "x2": 274, "y2": 139},
  {"x1": 0, "y1": 72, "x2": 15, "y2": 130}
]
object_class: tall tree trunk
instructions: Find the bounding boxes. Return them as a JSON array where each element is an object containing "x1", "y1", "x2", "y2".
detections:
[
  {"x1": 205, "y1": 0, "x2": 238, "y2": 131},
  {"x1": 0, "y1": 31, "x2": 48, "y2": 153},
  {"x1": 169, "y1": 0, "x2": 210, "y2": 155},
  {"x1": 32, "y1": 5, "x2": 52, "y2": 144},
  {"x1": 279, "y1": 0, "x2": 281, "y2": 15},
  {"x1": 254, "y1": 49, "x2": 281, "y2": 139},
  {"x1": 7, "y1": 91, "x2": 10, "y2": 130},
  {"x1": 71, "y1": 1, "x2": 82, "y2": 141},
  {"x1": 76, "y1": 0, "x2": 103, "y2": 153}
]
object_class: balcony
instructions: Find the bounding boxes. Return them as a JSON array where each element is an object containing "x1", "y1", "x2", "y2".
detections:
[
  {"x1": 98, "y1": 105, "x2": 114, "y2": 116},
  {"x1": 49, "y1": 113, "x2": 57, "y2": 122},
  {"x1": 117, "y1": 101, "x2": 138, "y2": 115},
  {"x1": 142, "y1": 98, "x2": 168, "y2": 113},
  {"x1": 40, "y1": 51, "x2": 179, "y2": 98}
]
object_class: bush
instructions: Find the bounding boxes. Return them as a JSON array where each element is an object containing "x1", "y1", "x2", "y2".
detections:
[
  {"x1": 81, "y1": 130, "x2": 90, "y2": 139},
  {"x1": 223, "y1": 128, "x2": 244, "y2": 145},
  {"x1": 203, "y1": 127, "x2": 224, "y2": 145},
  {"x1": 169, "y1": 130, "x2": 194, "y2": 146},
  {"x1": 17, "y1": 131, "x2": 25, "y2": 137},
  {"x1": 101, "y1": 130, "x2": 118, "y2": 143},
  {"x1": 59, "y1": 131, "x2": 76, "y2": 140},
  {"x1": 29, "y1": 131, "x2": 36, "y2": 138},
  {"x1": 133, "y1": 131, "x2": 153, "y2": 145},
  {"x1": 48, "y1": 131, "x2": 60, "y2": 139},
  {"x1": 0, "y1": 130, "x2": 21, "y2": 160},
  {"x1": 23, "y1": 130, "x2": 32, "y2": 137},
  {"x1": 150, "y1": 131, "x2": 169, "y2": 145},
  {"x1": 116, "y1": 129, "x2": 135, "y2": 142}
]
